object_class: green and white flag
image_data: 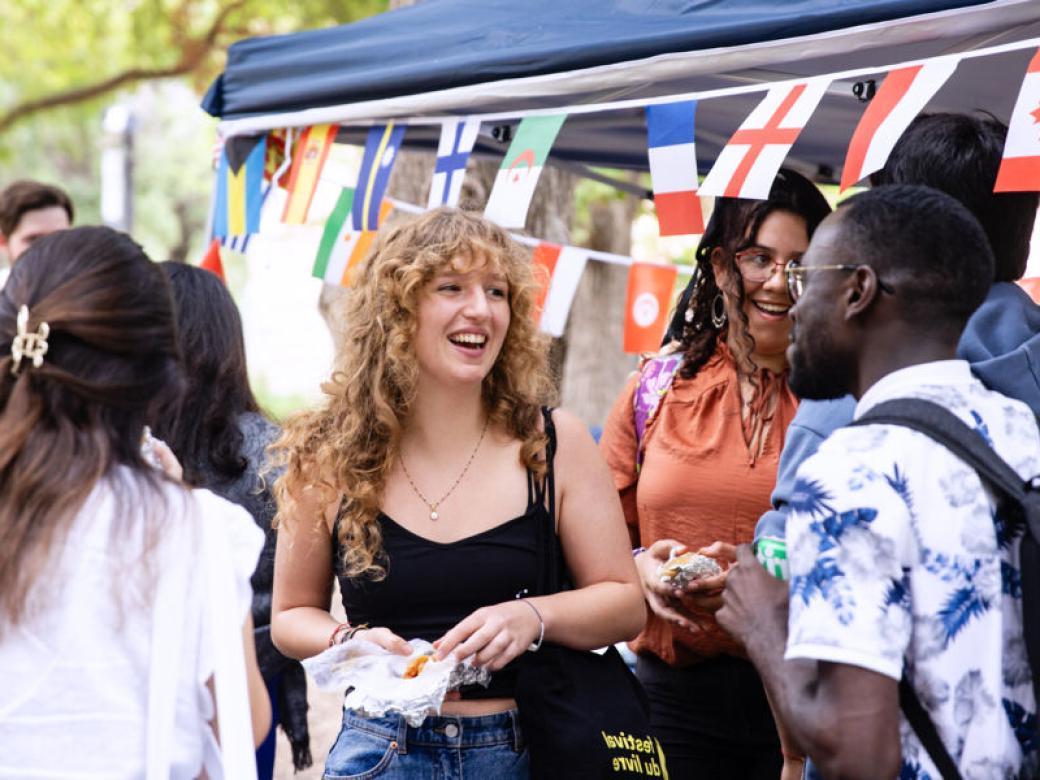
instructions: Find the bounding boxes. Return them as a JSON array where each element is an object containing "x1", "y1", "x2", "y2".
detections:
[
  {"x1": 312, "y1": 187, "x2": 355, "y2": 285},
  {"x1": 484, "y1": 114, "x2": 567, "y2": 228}
]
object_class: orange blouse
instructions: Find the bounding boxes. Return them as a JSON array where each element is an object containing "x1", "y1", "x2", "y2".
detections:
[{"x1": 600, "y1": 341, "x2": 798, "y2": 667}]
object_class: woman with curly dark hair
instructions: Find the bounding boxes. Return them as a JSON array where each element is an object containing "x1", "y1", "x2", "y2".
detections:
[
  {"x1": 154, "y1": 262, "x2": 311, "y2": 778},
  {"x1": 600, "y1": 169, "x2": 831, "y2": 779},
  {"x1": 269, "y1": 207, "x2": 644, "y2": 778}
]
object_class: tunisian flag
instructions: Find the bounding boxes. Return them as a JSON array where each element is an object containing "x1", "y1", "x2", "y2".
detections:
[
  {"x1": 839, "y1": 58, "x2": 958, "y2": 192},
  {"x1": 623, "y1": 263, "x2": 678, "y2": 354},
  {"x1": 996, "y1": 48, "x2": 1040, "y2": 193},
  {"x1": 699, "y1": 78, "x2": 830, "y2": 200}
]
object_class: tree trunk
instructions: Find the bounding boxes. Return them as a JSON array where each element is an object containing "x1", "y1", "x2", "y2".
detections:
[{"x1": 559, "y1": 196, "x2": 640, "y2": 430}]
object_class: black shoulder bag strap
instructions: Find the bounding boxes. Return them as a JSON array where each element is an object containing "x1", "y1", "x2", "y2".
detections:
[
  {"x1": 853, "y1": 397, "x2": 1040, "y2": 780},
  {"x1": 534, "y1": 406, "x2": 563, "y2": 596}
]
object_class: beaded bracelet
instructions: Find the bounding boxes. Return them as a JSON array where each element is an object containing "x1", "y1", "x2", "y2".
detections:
[
  {"x1": 328, "y1": 622, "x2": 350, "y2": 648},
  {"x1": 328, "y1": 622, "x2": 370, "y2": 648}
]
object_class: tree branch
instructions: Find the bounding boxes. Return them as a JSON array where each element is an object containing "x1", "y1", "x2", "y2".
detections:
[{"x1": 0, "y1": 0, "x2": 247, "y2": 135}]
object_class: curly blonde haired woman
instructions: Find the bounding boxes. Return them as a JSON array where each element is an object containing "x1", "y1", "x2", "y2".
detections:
[{"x1": 270, "y1": 207, "x2": 644, "y2": 779}]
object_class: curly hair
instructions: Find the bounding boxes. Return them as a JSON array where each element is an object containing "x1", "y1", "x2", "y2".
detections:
[
  {"x1": 270, "y1": 207, "x2": 554, "y2": 579},
  {"x1": 664, "y1": 169, "x2": 831, "y2": 382}
]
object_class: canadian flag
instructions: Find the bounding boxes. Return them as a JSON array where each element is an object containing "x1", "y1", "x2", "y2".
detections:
[
  {"x1": 531, "y1": 242, "x2": 589, "y2": 337},
  {"x1": 623, "y1": 262, "x2": 678, "y2": 354},
  {"x1": 996, "y1": 48, "x2": 1040, "y2": 193},
  {"x1": 840, "y1": 58, "x2": 959, "y2": 191},
  {"x1": 699, "y1": 79, "x2": 830, "y2": 200}
]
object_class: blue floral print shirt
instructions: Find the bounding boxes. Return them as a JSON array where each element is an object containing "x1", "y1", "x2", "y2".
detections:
[{"x1": 786, "y1": 360, "x2": 1040, "y2": 779}]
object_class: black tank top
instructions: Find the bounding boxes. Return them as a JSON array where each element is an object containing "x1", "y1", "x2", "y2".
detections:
[{"x1": 334, "y1": 412, "x2": 556, "y2": 699}]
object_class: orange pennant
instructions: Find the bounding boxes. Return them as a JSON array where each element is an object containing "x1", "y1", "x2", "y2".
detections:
[
  {"x1": 199, "y1": 238, "x2": 226, "y2": 284},
  {"x1": 623, "y1": 262, "x2": 678, "y2": 353},
  {"x1": 530, "y1": 242, "x2": 562, "y2": 322}
]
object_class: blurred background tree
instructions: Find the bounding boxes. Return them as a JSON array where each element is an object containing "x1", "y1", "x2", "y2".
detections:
[{"x1": 0, "y1": 0, "x2": 387, "y2": 261}]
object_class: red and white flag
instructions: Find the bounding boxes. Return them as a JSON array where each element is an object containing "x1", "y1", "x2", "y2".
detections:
[
  {"x1": 996, "y1": 48, "x2": 1040, "y2": 193},
  {"x1": 623, "y1": 262, "x2": 678, "y2": 354},
  {"x1": 840, "y1": 59, "x2": 958, "y2": 191},
  {"x1": 531, "y1": 242, "x2": 588, "y2": 337},
  {"x1": 700, "y1": 79, "x2": 830, "y2": 200}
]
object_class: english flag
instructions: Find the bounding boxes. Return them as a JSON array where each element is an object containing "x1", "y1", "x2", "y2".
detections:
[
  {"x1": 646, "y1": 100, "x2": 704, "y2": 236},
  {"x1": 531, "y1": 242, "x2": 589, "y2": 337},
  {"x1": 996, "y1": 48, "x2": 1040, "y2": 193},
  {"x1": 840, "y1": 58, "x2": 958, "y2": 191},
  {"x1": 623, "y1": 263, "x2": 678, "y2": 354},
  {"x1": 699, "y1": 79, "x2": 830, "y2": 200}
]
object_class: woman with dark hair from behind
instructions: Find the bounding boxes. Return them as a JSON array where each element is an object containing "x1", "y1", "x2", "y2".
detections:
[
  {"x1": 0, "y1": 227, "x2": 269, "y2": 778},
  {"x1": 155, "y1": 262, "x2": 311, "y2": 777},
  {"x1": 601, "y1": 169, "x2": 831, "y2": 779}
]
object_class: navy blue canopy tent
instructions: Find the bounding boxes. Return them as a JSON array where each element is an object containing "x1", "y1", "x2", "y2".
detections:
[{"x1": 202, "y1": 0, "x2": 1040, "y2": 184}]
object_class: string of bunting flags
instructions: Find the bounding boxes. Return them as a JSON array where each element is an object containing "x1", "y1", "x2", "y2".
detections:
[{"x1": 208, "y1": 39, "x2": 1040, "y2": 351}]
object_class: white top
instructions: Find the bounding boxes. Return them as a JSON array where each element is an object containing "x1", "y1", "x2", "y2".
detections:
[
  {"x1": 785, "y1": 361, "x2": 1040, "y2": 778},
  {"x1": 0, "y1": 471, "x2": 263, "y2": 780}
]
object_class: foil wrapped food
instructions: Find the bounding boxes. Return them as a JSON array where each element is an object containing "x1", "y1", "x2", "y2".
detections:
[
  {"x1": 658, "y1": 550, "x2": 723, "y2": 587},
  {"x1": 301, "y1": 638, "x2": 491, "y2": 726}
]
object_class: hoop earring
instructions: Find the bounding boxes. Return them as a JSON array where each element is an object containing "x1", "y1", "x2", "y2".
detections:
[{"x1": 711, "y1": 293, "x2": 727, "y2": 329}]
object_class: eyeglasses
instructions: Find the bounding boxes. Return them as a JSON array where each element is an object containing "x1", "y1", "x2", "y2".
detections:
[
  {"x1": 784, "y1": 261, "x2": 895, "y2": 302},
  {"x1": 734, "y1": 249, "x2": 801, "y2": 285}
]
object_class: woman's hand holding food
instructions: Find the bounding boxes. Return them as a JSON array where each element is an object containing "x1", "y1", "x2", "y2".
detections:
[
  {"x1": 433, "y1": 601, "x2": 542, "y2": 671},
  {"x1": 634, "y1": 539, "x2": 705, "y2": 631},
  {"x1": 674, "y1": 540, "x2": 737, "y2": 613},
  {"x1": 351, "y1": 626, "x2": 412, "y2": 656}
]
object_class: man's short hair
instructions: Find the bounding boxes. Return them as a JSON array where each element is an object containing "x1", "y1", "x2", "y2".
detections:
[
  {"x1": 870, "y1": 112, "x2": 1038, "y2": 282},
  {"x1": 0, "y1": 181, "x2": 74, "y2": 236},
  {"x1": 838, "y1": 184, "x2": 994, "y2": 330}
]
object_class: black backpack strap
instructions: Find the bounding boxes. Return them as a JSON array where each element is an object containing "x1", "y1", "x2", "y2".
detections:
[
  {"x1": 898, "y1": 675, "x2": 964, "y2": 780},
  {"x1": 529, "y1": 407, "x2": 563, "y2": 597},
  {"x1": 853, "y1": 398, "x2": 1032, "y2": 512},
  {"x1": 853, "y1": 397, "x2": 1040, "y2": 777}
]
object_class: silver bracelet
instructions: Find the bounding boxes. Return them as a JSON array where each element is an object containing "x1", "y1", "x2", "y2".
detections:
[{"x1": 518, "y1": 597, "x2": 545, "y2": 652}]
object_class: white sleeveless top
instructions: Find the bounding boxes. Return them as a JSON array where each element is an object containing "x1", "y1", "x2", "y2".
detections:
[{"x1": 0, "y1": 472, "x2": 263, "y2": 779}]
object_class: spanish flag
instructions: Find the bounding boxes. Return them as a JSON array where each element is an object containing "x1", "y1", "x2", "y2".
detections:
[
  {"x1": 213, "y1": 135, "x2": 266, "y2": 237},
  {"x1": 282, "y1": 123, "x2": 339, "y2": 224}
]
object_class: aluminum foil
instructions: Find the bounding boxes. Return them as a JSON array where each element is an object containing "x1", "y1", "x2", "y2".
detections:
[
  {"x1": 658, "y1": 550, "x2": 722, "y2": 587},
  {"x1": 301, "y1": 638, "x2": 491, "y2": 726}
]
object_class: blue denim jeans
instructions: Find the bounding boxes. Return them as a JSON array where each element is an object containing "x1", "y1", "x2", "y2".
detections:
[{"x1": 324, "y1": 710, "x2": 529, "y2": 779}]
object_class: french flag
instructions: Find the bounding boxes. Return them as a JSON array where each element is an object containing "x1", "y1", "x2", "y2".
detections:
[
  {"x1": 996, "y1": 48, "x2": 1040, "y2": 192},
  {"x1": 646, "y1": 101, "x2": 704, "y2": 236},
  {"x1": 840, "y1": 58, "x2": 958, "y2": 191}
]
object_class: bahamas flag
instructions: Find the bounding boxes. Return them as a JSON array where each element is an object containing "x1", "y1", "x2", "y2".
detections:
[
  {"x1": 352, "y1": 123, "x2": 406, "y2": 231},
  {"x1": 213, "y1": 135, "x2": 266, "y2": 237}
]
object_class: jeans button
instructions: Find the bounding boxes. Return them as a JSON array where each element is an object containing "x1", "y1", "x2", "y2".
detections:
[{"x1": 444, "y1": 723, "x2": 459, "y2": 738}]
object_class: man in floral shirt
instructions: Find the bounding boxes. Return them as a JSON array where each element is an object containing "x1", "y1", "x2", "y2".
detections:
[{"x1": 719, "y1": 184, "x2": 1039, "y2": 779}]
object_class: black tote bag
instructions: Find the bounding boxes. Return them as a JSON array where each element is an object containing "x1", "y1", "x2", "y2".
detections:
[{"x1": 514, "y1": 409, "x2": 668, "y2": 779}]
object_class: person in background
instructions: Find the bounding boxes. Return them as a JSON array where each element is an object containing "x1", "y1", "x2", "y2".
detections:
[
  {"x1": 756, "y1": 113, "x2": 1040, "y2": 564},
  {"x1": 720, "y1": 184, "x2": 1038, "y2": 779},
  {"x1": 0, "y1": 227, "x2": 269, "y2": 778},
  {"x1": 155, "y1": 262, "x2": 311, "y2": 778},
  {"x1": 0, "y1": 180, "x2": 73, "y2": 264},
  {"x1": 600, "y1": 169, "x2": 831, "y2": 779},
  {"x1": 269, "y1": 207, "x2": 644, "y2": 779}
]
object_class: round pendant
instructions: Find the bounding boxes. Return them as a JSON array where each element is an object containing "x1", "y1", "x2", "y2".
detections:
[{"x1": 430, "y1": 510, "x2": 439, "y2": 521}]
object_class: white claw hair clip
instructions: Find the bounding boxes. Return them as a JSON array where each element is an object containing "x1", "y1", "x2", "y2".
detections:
[{"x1": 11, "y1": 305, "x2": 49, "y2": 376}]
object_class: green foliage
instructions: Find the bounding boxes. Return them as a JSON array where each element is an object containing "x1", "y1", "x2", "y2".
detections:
[{"x1": 0, "y1": 0, "x2": 387, "y2": 260}]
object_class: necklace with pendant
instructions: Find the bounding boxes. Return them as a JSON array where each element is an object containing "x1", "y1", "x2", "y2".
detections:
[{"x1": 399, "y1": 416, "x2": 490, "y2": 521}]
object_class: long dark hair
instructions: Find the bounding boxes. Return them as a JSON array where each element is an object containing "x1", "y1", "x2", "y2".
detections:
[
  {"x1": 0, "y1": 226, "x2": 182, "y2": 629},
  {"x1": 154, "y1": 262, "x2": 260, "y2": 486},
  {"x1": 665, "y1": 168, "x2": 831, "y2": 380}
]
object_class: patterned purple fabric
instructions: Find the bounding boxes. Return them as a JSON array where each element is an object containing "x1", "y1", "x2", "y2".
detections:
[{"x1": 633, "y1": 354, "x2": 683, "y2": 469}]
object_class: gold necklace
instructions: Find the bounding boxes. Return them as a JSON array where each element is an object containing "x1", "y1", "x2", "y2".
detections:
[{"x1": 399, "y1": 417, "x2": 490, "y2": 521}]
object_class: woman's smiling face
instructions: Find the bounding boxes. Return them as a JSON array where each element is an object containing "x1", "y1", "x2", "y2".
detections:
[
  {"x1": 413, "y1": 255, "x2": 511, "y2": 390},
  {"x1": 731, "y1": 210, "x2": 808, "y2": 369}
]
